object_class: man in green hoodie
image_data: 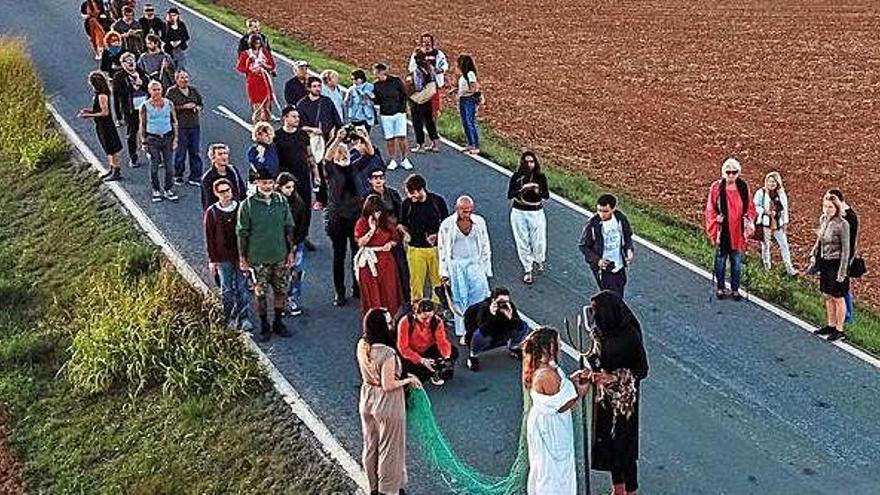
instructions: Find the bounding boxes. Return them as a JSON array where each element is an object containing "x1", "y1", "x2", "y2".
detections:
[{"x1": 237, "y1": 166, "x2": 295, "y2": 341}]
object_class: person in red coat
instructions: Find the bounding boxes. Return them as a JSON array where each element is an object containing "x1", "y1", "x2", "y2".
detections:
[
  {"x1": 236, "y1": 34, "x2": 276, "y2": 123},
  {"x1": 704, "y1": 157, "x2": 757, "y2": 301},
  {"x1": 354, "y1": 194, "x2": 402, "y2": 317}
]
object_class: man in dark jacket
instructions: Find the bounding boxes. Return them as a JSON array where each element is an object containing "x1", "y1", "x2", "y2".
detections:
[
  {"x1": 463, "y1": 287, "x2": 529, "y2": 372},
  {"x1": 578, "y1": 194, "x2": 635, "y2": 299},
  {"x1": 200, "y1": 143, "x2": 246, "y2": 210}
]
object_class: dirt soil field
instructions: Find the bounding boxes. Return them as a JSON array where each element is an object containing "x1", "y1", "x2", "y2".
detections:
[
  {"x1": 222, "y1": 0, "x2": 880, "y2": 305},
  {"x1": 0, "y1": 407, "x2": 23, "y2": 495}
]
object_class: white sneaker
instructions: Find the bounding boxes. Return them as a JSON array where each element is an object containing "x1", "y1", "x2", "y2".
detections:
[
  {"x1": 430, "y1": 376, "x2": 445, "y2": 386},
  {"x1": 401, "y1": 157, "x2": 414, "y2": 170},
  {"x1": 458, "y1": 335, "x2": 467, "y2": 346},
  {"x1": 387, "y1": 159, "x2": 399, "y2": 171}
]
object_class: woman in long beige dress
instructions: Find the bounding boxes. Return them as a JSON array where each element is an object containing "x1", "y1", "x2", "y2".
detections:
[{"x1": 357, "y1": 308, "x2": 421, "y2": 495}]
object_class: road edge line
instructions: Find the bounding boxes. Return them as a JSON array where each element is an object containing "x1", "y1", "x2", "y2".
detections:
[{"x1": 46, "y1": 101, "x2": 370, "y2": 494}]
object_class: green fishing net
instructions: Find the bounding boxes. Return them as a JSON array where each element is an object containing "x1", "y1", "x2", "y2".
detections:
[
  {"x1": 406, "y1": 387, "x2": 531, "y2": 494},
  {"x1": 406, "y1": 387, "x2": 591, "y2": 494}
]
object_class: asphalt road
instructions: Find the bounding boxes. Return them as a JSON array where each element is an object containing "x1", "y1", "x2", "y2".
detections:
[{"x1": 4, "y1": 1, "x2": 880, "y2": 493}]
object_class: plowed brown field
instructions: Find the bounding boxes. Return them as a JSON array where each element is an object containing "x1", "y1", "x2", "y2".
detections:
[{"x1": 221, "y1": 0, "x2": 880, "y2": 305}]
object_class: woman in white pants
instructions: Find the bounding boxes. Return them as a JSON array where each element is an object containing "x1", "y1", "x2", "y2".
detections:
[
  {"x1": 508, "y1": 151, "x2": 549, "y2": 284},
  {"x1": 754, "y1": 171, "x2": 797, "y2": 275}
]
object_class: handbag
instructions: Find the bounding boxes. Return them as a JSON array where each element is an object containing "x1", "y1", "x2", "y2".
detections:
[
  {"x1": 848, "y1": 256, "x2": 867, "y2": 278},
  {"x1": 752, "y1": 220, "x2": 765, "y2": 242},
  {"x1": 410, "y1": 81, "x2": 437, "y2": 105}
]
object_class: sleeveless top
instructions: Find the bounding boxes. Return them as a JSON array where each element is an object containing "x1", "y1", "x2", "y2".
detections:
[{"x1": 143, "y1": 97, "x2": 173, "y2": 135}]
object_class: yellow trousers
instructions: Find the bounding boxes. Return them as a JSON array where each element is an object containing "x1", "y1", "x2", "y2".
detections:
[{"x1": 407, "y1": 246, "x2": 441, "y2": 302}]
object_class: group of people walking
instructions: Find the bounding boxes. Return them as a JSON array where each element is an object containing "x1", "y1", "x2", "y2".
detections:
[{"x1": 75, "y1": 5, "x2": 866, "y2": 495}]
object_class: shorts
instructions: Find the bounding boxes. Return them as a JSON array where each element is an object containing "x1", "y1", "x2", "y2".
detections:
[
  {"x1": 380, "y1": 113, "x2": 407, "y2": 140},
  {"x1": 251, "y1": 262, "x2": 289, "y2": 297}
]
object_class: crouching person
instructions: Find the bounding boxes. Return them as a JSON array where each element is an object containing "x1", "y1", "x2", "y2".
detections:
[
  {"x1": 397, "y1": 299, "x2": 459, "y2": 386},
  {"x1": 464, "y1": 287, "x2": 530, "y2": 372}
]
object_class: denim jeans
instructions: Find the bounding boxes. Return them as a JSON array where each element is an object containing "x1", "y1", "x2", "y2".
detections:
[
  {"x1": 458, "y1": 95, "x2": 480, "y2": 148},
  {"x1": 174, "y1": 126, "x2": 203, "y2": 181},
  {"x1": 714, "y1": 250, "x2": 743, "y2": 291},
  {"x1": 845, "y1": 290, "x2": 853, "y2": 322},
  {"x1": 217, "y1": 261, "x2": 252, "y2": 324},
  {"x1": 287, "y1": 242, "x2": 305, "y2": 302},
  {"x1": 470, "y1": 320, "x2": 530, "y2": 356},
  {"x1": 145, "y1": 132, "x2": 174, "y2": 192}
]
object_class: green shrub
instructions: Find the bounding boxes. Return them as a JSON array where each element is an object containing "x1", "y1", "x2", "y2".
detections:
[
  {"x1": 65, "y1": 265, "x2": 265, "y2": 399},
  {"x1": 0, "y1": 37, "x2": 69, "y2": 172}
]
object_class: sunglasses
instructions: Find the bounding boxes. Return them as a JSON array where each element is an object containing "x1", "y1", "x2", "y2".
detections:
[
  {"x1": 725, "y1": 170, "x2": 739, "y2": 175},
  {"x1": 216, "y1": 188, "x2": 231, "y2": 194},
  {"x1": 370, "y1": 174, "x2": 386, "y2": 180}
]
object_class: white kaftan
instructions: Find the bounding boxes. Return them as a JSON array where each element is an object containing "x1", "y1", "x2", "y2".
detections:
[{"x1": 527, "y1": 365, "x2": 577, "y2": 495}]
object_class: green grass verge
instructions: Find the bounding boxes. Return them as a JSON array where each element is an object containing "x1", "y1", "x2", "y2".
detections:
[
  {"x1": 0, "y1": 37, "x2": 355, "y2": 493},
  {"x1": 181, "y1": 0, "x2": 880, "y2": 355}
]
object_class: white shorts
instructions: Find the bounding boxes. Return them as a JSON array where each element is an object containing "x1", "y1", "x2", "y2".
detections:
[{"x1": 379, "y1": 113, "x2": 407, "y2": 140}]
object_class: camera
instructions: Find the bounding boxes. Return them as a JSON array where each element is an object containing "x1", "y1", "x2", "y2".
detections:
[
  {"x1": 433, "y1": 357, "x2": 455, "y2": 380},
  {"x1": 602, "y1": 260, "x2": 616, "y2": 272},
  {"x1": 342, "y1": 123, "x2": 363, "y2": 144},
  {"x1": 496, "y1": 301, "x2": 511, "y2": 311}
]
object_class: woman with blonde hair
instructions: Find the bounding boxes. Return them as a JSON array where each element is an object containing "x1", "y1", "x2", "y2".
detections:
[
  {"x1": 523, "y1": 327, "x2": 589, "y2": 495},
  {"x1": 753, "y1": 171, "x2": 797, "y2": 275},
  {"x1": 357, "y1": 308, "x2": 419, "y2": 495},
  {"x1": 321, "y1": 69, "x2": 345, "y2": 122},
  {"x1": 246, "y1": 121, "x2": 279, "y2": 180},
  {"x1": 808, "y1": 193, "x2": 851, "y2": 341}
]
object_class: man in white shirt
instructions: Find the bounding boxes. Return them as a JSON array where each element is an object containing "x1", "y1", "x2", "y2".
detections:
[
  {"x1": 438, "y1": 195, "x2": 492, "y2": 342},
  {"x1": 578, "y1": 194, "x2": 635, "y2": 299}
]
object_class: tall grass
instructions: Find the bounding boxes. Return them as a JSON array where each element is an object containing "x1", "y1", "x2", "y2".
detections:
[
  {"x1": 0, "y1": 38, "x2": 67, "y2": 171},
  {"x1": 0, "y1": 37, "x2": 265, "y2": 399}
]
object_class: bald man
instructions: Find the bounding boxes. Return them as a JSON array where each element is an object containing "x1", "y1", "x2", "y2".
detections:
[{"x1": 437, "y1": 196, "x2": 493, "y2": 344}]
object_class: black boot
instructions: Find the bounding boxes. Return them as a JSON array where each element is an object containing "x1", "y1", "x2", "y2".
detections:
[
  {"x1": 257, "y1": 318, "x2": 271, "y2": 342},
  {"x1": 273, "y1": 313, "x2": 291, "y2": 338}
]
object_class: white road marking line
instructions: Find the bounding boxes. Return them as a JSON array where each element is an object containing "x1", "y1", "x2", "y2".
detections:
[{"x1": 46, "y1": 102, "x2": 370, "y2": 494}]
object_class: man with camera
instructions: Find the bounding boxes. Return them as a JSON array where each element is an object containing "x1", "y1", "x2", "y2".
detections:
[
  {"x1": 463, "y1": 287, "x2": 530, "y2": 372},
  {"x1": 397, "y1": 299, "x2": 458, "y2": 386},
  {"x1": 578, "y1": 193, "x2": 635, "y2": 299}
]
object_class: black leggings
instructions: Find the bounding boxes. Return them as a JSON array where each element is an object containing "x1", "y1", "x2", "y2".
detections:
[
  {"x1": 411, "y1": 101, "x2": 438, "y2": 145},
  {"x1": 611, "y1": 460, "x2": 638, "y2": 492},
  {"x1": 123, "y1": 110, "x2": 139, "y2": 162},
  {"x1": 329, "y1": 221, "x2": 357, "y2": 297}
]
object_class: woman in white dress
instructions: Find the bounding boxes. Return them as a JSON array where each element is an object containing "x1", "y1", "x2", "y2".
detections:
[{"x1": 523, "y1": 327, "x2": 590, "y2": 495}]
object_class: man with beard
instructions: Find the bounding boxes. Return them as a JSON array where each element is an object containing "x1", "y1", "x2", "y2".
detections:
[
  {"x1": 112, "y1": 51, "x2": 149, "y2": 167},
  {"x1": 275, "y1": 105, "x2": 320, "y2": 249},
  {"x1": 137, "y1": 34, "x2": 175, "y2": 89},
  {"x1": 138, "y1": 3, "x2": 165, "y2": 39}
]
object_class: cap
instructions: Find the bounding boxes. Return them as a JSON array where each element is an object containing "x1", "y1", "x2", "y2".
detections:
[
  {"x1": 251, "y1": 165, "x2": 275, "y2": 181},
  {"x1": 167, "y1": 7, "x2": 180, "y2": 15},
  {"x1": 144, "y1": 3, "x2": 155, "y2": 11},
  {"x1": 293, "y1": 60, "x2": 309, "y2": 67}
]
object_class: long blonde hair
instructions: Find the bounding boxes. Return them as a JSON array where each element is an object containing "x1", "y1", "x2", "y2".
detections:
[
  {"x1": 521, "y1": 327, "x2": 558, "y2": 389},
  {"x1": 764, "y1": 171, "x2": 784, "y2": 192}
]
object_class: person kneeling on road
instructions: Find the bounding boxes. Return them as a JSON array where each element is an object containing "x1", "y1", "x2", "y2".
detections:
[
  {"x1": 464, "y1": 287, "x2": 530, "y2": 372},
  {"x1": 237, "y1": 167, "x2": 296, "y2": 342},
  {"x1": 397, "y1": 299, "x2": 459, "y2": 386}
]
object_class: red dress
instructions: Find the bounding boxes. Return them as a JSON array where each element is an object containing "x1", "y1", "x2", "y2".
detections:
[
  {"x1": 236, "y1": 48, "x2": 276, "y2": 106},
  {"x1": 354, "y1": 217, "x2": 402, "y2": 317}
]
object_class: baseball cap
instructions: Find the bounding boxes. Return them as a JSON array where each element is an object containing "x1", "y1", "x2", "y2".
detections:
[{"x1": 293, "y1": 60, "x2": 309, "y2": 68}]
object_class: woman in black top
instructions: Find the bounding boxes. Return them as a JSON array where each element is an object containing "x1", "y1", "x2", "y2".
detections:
[
  {"x1": 408, "y1": 51, "x2": 440, "y2": 153},
  {"x1": 162, "y1": 8, "x2": 190, "y2": 70},
  {"x1": 79, "y1": 71, "x2": 123, "y2": 182},
  {"x1": 587, "y1": 290, "x2": 649, "y2": 495},
  {"x1": 507, "y1": 151, "x2": 549, "y2": 284}
]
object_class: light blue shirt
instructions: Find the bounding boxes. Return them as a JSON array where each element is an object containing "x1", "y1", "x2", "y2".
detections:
[
  {"x1": 321, "y1": 85, "x2": 345, "y2": 123},
  {"x1": 343, "y1": 82, "x2": 376, "y2": 125},
  {"x1": 142, "y1": 98, "x2": 173, "y2": 135}
]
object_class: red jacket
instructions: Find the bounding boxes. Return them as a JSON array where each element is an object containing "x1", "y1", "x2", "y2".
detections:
[
  {"x1": 704, "y1": 179, "x2": 756, "y2": 252},
  {"x1": 396, "y1": 315, "x2": 452, "y2": 365}
]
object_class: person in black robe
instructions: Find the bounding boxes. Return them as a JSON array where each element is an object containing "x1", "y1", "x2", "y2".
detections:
[{"x1": 587, "y1": 290, "x2": 649, "y2": 495}]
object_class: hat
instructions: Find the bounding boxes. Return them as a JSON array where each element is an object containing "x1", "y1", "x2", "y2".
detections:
[
  {"x1": 167, "y1": 7, "x2": 180, "y2": 15},
  {"x1": 293, "y1": 60, "x2": 309, "y2": 68},
  {"x1": 251, "y1": 165, "x2": 275, "y2": 181},
  {"x1": 144, "y1": 3, "x2": 155, "y2": 12}
]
